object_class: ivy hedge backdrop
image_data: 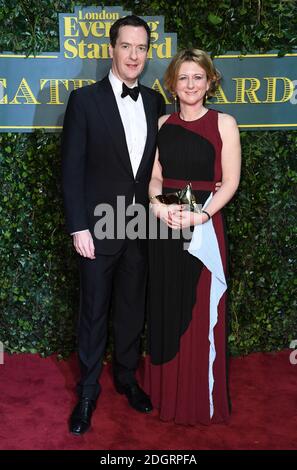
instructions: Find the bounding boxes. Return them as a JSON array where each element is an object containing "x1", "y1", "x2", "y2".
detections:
[{"x1": 0, "y1": 0, "x2": 296, "y2": 357}]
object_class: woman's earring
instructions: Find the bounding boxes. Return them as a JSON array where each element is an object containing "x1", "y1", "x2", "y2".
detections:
[{"x1": 172, "y1": 93, "x2": 178, "y2": 112}]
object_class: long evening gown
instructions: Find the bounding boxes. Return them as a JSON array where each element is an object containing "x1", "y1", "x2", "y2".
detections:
[{"x1": 143, "y1": 109, "x2": 231, "y2": 425}]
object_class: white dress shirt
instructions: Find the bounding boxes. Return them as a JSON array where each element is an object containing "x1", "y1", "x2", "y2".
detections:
[
  {"x1": 71, "y1": 70, "x2": 147, "y2": 235},
  {"x1": 108, "y1": 69, "x2": 147, "y2": 177}
]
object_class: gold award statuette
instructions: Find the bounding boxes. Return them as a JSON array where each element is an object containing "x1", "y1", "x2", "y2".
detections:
[{"x1": 156, "y1": 183, "x2": 201, "y2": 212}]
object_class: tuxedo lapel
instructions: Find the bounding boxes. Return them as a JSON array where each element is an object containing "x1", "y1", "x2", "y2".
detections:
[
  {"x1": 136, "y1": 85, "x2": 156, "y2": 178},
  {"x1": 93, "y1": 77, "x2": 134, "y2": 178}
]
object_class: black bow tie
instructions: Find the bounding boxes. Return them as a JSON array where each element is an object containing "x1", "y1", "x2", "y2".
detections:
[{"x1": 121, "y1": 82, "x2": 140, "y2": 101}]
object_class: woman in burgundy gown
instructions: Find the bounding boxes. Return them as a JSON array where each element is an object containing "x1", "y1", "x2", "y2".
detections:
[{"x1": 144, "y1": 49, "x2": 241, "y2": 425}]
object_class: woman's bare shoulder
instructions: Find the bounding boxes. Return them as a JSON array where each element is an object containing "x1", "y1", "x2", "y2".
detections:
[
  {"x1": 218, "y1": 112, "x2": 238, "y2": 129},
  {"x1": 158, "y1": 114, "x2": 171, "y2": 129}
]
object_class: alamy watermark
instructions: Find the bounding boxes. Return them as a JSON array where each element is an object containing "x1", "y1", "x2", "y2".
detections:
[{"x1": 92, "y1": 196, "x2": 203, "y2": 249}]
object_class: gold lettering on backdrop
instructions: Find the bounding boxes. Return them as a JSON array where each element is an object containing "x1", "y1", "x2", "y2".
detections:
[
  {"x1": 151, "y1": 79, "x2": 171, "y2": 104},
  {"x1": 64, "y1": 39, "x2": 109, "y2": 59},
  {"x1": 147, "y1": 21, "x2": 159, "y2": 43},
  {"x1": 40, "y1": 79, "x2": 69, "y2": 104},
  {"x1": 63, "y1": 16, "x2": 112, "y2": 39},
  {"x1": 78, "y1": 9, "x2": 120, "y2": 21},
  {"x1": 63, "y1": 39, "x2": 78, "y2": 58},
  {"x1": 263, "y1": 77, "x2": 294, "y2": 103},
  {"x1": 233, "y1": 78, "x2": 261, "y2": 103},
  {"x1": 147, "y1": 38, "x2": 172, "y2": 59},
  {"x1": 0, "y1": 78, "x2": 8, "y2": 104},
  {"x1": 9, "y1": 78, "x2": 40, "y2": 104},
  {"x1": 64, "y1": 17, "x2": 79, "y2": 37},
  {"x1": 65, "y1": 15, "x2": 157, "y2": 41},
  {"x1": 69, "y1": 79, "x2": 96, "y2": 90},
  {"x1": 212, "y1": 85, "x2": 232, "y2": 104},
  {"x1": 2, "y1": 76, "x2": 297, "y2": 106},
  {"x1": 63, "y1": 37, "x2": 172, "y2": 60},
  {"x1": 40, "y1": 79, "x2": 96, "y2": 104},
  {"x1": 77, "y1": 21, "x2": 111, "y2": 38},
  {"x1": 62, "y1": 12, "x2": 173, "y2": 60}
]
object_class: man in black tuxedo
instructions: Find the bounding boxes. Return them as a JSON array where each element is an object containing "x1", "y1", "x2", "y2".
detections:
[{"x1": 62, "y1": 15, "x2": 165, "y2": 435}]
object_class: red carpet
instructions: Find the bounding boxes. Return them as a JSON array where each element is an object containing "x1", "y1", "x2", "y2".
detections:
[{"x1": 1, "y1": 351, "x2": 296, "y2": 450}]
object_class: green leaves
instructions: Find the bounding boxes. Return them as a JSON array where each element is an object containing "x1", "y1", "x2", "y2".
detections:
[
  {"x1": 207, "y1": 13, "x2": 223, "y2": 26},
  {"x1": 226, "y1": 130, "x2": 297, "y2": 354},
  {"x1": 0, "y1": 131, "x2": 78, "y2": 357}
]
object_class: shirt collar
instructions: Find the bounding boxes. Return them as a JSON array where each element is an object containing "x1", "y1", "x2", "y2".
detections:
[{"x1": 109, "y1": 70, "x2": 138, "y2": 96}]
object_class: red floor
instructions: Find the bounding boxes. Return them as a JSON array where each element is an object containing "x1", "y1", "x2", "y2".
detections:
[{"x1": 1, "y1": 350, "x2": 296, "y2": 450}]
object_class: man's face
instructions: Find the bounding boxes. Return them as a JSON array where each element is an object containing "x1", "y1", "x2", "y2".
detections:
[{"x1": 109, "y1": 25, "x2": 149, "y2": 85}]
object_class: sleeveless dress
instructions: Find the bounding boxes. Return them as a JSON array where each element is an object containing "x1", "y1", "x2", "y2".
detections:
[{"x1": 143, "y1": 109, "x2": 231, "y2": 425}]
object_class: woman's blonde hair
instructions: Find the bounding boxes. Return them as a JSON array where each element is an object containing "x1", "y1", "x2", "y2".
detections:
[{"x1": 164, "y1": 48, "x2": 220, "y2": 98}]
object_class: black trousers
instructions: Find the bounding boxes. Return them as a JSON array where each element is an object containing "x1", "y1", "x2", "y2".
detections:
[{"x1": 76, "y1": 240, "x2": 147, "y2": 401}]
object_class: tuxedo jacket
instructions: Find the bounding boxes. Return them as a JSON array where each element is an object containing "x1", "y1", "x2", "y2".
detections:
[{"x1": 62, "y1": 76, "x2": 165, "y2": 255}]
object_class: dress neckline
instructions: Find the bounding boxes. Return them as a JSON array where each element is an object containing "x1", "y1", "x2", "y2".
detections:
[{"x1": 177, "y1": 109, "x2": 209, "y2": 123}]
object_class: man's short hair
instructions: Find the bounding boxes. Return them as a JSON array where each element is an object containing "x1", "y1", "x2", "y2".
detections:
[{"x1": 110, "y1": 15, "x2": 151, "y2": 50}]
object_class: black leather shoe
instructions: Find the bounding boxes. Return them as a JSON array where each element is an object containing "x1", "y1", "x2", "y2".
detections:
[
  {"x1": 115, "y1": 382, "x2": 152, "y2": 413},
  {"x1": 69, "y1": 397, "x2": 96, "y2": 436}
]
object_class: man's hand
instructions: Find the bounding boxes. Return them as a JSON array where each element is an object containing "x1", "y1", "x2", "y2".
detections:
[{"x1": 73, "y1": 230, "x2": 95, "y2": 259}]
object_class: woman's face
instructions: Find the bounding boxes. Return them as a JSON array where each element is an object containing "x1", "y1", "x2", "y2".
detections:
[{"x1": 174, "y1": 60, "x2": 210, "y2": 105}]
